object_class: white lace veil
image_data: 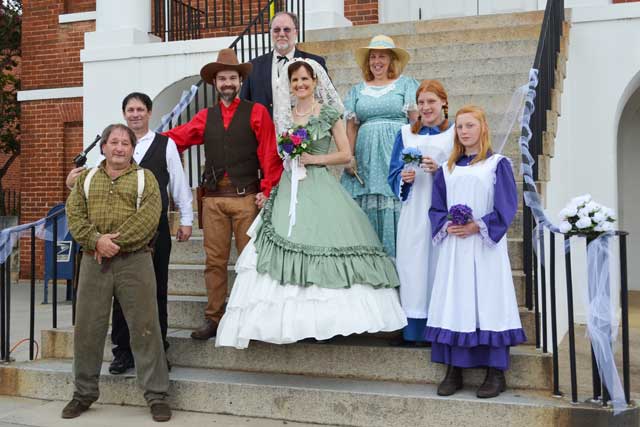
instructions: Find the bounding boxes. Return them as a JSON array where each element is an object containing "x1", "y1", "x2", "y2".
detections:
[{"x1": 273, "y1": 57, "x2": 344, "y2": 135}]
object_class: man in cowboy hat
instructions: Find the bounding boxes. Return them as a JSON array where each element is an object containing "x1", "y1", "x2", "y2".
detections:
[
  {"x1": 166, "y1": 48, "x2": 283, "y2": 340},
  {"x1": 240, "y1": 11, "x2": 327, "y2": 117}
]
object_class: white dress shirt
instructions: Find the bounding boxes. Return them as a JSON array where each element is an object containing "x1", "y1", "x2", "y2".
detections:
[{"x1": 97, "y1": 130, "x2": 194, "y2": 226}]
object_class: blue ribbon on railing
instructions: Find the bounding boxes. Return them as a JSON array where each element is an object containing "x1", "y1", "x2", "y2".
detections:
[
  {"x1": 155, "y1": 83, "x2": 202, "y2": 132},
  {"x1": 518, "y1": 68, "x2": 627, "y2": 414}
]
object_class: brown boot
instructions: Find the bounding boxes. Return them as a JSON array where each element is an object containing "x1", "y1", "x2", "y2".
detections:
[
  {"x1": 437, "y1": 365, "x2": 463, "y2": 396},
  {"x1": 476, "y1": 367, "x2": 506, "y2": 398},
  {"x1": 150, "y1": 402, "x2": 172, "y2": 422},
  {"x1": 190, "y1": 319, "x2": 218, "y2": 340},
  {"x1": 61, "y1": 399, "x2": 90, "y2": 418}
]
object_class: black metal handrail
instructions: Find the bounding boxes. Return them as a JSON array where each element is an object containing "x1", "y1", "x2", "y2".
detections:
[
  {"x1": 0, "y1": 208, "x2": 72, "y2": 363},
  {"x1": 152, "y1": 0, "x2": 293, "y2": 42}
]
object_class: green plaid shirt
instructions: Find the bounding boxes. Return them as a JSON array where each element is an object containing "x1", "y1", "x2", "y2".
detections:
[{"x1": 66, "y1": 161, "x2": 161, "y2": 253}]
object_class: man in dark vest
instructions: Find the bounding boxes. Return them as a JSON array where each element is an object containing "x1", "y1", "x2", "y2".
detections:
[
  {"x1": 166, "y1": 49, "x2": 283, "y2": 340},
  {"x1": 240, "y1": 11, "x2": 327, "y2": 116},
  {"x1": 66, "y1": 93, "x2": 193, "y2": 374}
]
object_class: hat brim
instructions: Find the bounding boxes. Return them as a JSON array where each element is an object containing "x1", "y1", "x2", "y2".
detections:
[
  {"x1": 355, "y1": 46, "x2": 410, "y2": 75},
  {"x1": 200, "y1": 62, "x2": 253, "y2": 84}
]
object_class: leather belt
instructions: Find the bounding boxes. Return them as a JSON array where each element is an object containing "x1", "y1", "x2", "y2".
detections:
[{"x1": 203, "y1": 177, "x2": 259, "y2": 197}]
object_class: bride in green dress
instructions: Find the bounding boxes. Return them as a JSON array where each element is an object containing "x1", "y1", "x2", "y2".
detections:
[{"x1": 215, "y1": 59, "x2": 406, "y2": 349}]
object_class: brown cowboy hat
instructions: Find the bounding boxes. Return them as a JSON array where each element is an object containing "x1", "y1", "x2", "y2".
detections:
[{"x1": 200, "y1": 48, "x2": 253, "y2": 84}]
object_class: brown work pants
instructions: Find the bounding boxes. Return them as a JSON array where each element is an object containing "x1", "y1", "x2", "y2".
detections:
[{"x1": 201, "y1": 195, "x2": 258, "y2": 323}]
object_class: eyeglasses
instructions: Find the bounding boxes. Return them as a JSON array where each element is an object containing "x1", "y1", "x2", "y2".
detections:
[{"x1": 271, "y1": 27, "x2": 294, "y2": 34}]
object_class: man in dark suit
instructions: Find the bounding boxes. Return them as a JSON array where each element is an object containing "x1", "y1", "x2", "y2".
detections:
[{"x1": 240, "y1": 11, "x2": 327, "y2": 117}]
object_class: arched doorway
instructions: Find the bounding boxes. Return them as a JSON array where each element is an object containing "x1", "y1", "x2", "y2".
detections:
[{"x1": 617, "y1": 81, "x2": 640, "y2": 291}]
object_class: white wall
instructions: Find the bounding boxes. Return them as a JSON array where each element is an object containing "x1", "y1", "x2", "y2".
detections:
[{"x1": 617, "y1": 86, "x2": 640, "y2": 291}]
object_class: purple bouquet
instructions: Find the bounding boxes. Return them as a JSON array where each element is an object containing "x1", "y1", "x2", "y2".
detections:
[
  {"x1": 278, "y1": 125, "x2": 311, "y2": 159},
  {"x1": 447, "y1": 204, "x2": 473, "y2": 225}
]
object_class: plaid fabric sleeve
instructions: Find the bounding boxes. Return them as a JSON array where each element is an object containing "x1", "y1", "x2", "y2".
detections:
[
  {"x1": 113, "y1": 169, "x2": 161, "y2": 252},
  {"x1": 66, "y1": 169, "x2": 101, "y2": 250}
]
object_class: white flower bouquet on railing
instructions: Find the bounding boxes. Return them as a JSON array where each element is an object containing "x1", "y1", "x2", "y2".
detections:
[{"x1": 557, "y1": 194, "x2": 616, "y2": 237}]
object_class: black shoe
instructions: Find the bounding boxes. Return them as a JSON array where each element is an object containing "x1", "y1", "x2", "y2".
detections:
[
  {"x1": 150, "y1": 402, "x2": 172, "y2": 422},
  {"x1": 437, "y1": 365, "x2": 463, "y2": 396},
  {"x1": 476, "y1": 367, "x2": 506, "y2": 398},
  {"x1": 109, "y1": 352, "x2": 135, "y2": 375},
  {"x1": 61, "y1": 399, "x2": 90, "y2": 419}
]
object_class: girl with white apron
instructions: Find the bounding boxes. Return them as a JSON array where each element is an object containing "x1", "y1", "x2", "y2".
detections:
[{"x1": 388, "y1": 80, "x2": 453, "y2": 345}]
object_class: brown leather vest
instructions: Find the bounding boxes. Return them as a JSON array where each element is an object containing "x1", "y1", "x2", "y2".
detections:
[{"x1": 202, "y1": 100, "x2": 260, "y2": 190}]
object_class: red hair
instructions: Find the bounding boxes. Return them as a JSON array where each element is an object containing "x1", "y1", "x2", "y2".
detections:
[
  {"x1": 447, "y1": 105, "x2": 493, "y2": 171},
  {"x1": 411, "y1": 80, "x2": 449, "y2": 134}
]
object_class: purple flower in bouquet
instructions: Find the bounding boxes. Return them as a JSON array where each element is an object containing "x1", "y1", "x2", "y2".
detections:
[
  {"x1": 447, "y1": 204, "x2": 473, "y2": 225},
  {"x1": 281, "y1": 142, "x2": 294, "y2": 155},
  {"x1": 293, "y1": 127, "x2": 308, "y2": 140}
]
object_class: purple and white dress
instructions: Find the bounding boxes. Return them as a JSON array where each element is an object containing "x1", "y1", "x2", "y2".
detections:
[{"x1": 426, "y1": 153, "x2": 526, "y2": 370}]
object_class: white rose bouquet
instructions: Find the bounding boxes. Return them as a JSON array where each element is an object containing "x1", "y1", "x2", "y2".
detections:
[{"x1": 557, "y1": 194, "x2": 616, "y2": 237}]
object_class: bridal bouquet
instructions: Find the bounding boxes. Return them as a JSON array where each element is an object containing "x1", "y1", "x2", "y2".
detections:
[
  {"x1": 447, "y1": 204, "x2": 473, "y2": 225},
  {"x1": 278, "y1": 126, "x2": 311, "y2": 159},
  {"x1": 401, "y1": 147, "x2": 422, "y2": 170},
  {"x1": 557, "y1": 194, "x2": 616, "y2": 236}
]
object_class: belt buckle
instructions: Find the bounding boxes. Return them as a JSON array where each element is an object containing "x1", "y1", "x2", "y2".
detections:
[{"x1": 236, "y1": 187, "x2": 246, "y2": 195}]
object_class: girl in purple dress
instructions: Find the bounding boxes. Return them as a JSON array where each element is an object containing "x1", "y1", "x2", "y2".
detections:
[{"x1": 426, "y1": 105, "x2": 526, "y2": 398}]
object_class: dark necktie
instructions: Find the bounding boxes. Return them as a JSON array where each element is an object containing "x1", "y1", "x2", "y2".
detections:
[{"x1": 277, "y1": 55, "x2": 289, "y2": 77}]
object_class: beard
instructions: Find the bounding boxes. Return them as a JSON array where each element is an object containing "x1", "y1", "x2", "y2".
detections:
[{"x1": 216, "y1": 86, "x2": 239, "y2": 103}]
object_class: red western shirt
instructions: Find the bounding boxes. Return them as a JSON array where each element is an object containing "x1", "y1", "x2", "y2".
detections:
[{"x1": 164, "y1": 98, "x2": 282, "y2": 197}]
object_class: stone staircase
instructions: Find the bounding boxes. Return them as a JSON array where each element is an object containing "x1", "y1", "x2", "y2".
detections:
[{"x1": 0, "y1": 10, "x2": 637, "y2": 427}]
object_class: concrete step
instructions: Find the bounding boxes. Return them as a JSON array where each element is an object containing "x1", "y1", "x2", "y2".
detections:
[
  {"x1": 41, "y1": 327, "x2": 551, "y2": 390},
  {"x1": 169, "y1": 236, "x2": 239, "y2": 265},
  {"x1": 329, "y1": 56, "x2": 533, "y2": 85},
  {"x1": 167, "y1": 264, "x2": 236, "y2": 297},
  {"x1": 301, "y1": 24, "x2": 541, "y2": 56},
  {"x1": 323, "y1": 39, "x2": 538, "y2": 66},
  {"x1": 334, "y1": 72, "x2": 530, "y2": 99},
  {"x1": 2, "y1": 360, "x2": 634, "y2": 427},
  {"x1": 166, "y1": 294, "x2": 535, "y2": 339},
  {"x1": 305, "y1": 11, "x2": 544, "y2": 42}
]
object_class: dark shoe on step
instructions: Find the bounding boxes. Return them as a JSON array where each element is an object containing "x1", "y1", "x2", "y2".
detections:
[
  {"x1": 476, "y1": 367, "x2": 506, "y2": 398},
  {"x1": 109, "y1": 352, "x2": 135, "y2": 375},
  {"x1": 437, "y1": 365, "x2": 463, "y2": 396},
  {"x1": 61, "y1": 399, "x2": 90, "y2": 419},
  {"x1": 190, "y1": 319, "x2": 218, "y2": 340},
  {"x1": 150, "y1": 402, "x2": 172, "y2": 422}
]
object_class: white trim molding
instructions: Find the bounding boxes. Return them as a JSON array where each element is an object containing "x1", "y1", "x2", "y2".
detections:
[
  {"x1": 17, "y1": 87, "x2": 83, "y2": 102},
  {"x1": 59, "y1": 11, "x2": 97, "y2": 24}
]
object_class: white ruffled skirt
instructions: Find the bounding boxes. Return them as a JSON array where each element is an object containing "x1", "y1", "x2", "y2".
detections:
[{"x1": 215, "y1": 218, "x2": 407, "y2": 349}]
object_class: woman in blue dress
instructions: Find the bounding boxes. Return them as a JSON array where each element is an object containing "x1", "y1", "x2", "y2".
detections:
[{"x1": 340, "y1": 35, "x2": 419, "y2": 257}]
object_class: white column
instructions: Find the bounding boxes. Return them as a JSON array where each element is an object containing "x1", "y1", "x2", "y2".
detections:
[
  {"x1": 85, "y1": 0, "x2": 159, "y2": 49},
  {"x1": 305, "y1": 0, "x2": 352, "y2": 30}
]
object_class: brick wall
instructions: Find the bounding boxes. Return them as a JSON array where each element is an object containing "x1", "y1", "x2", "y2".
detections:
[
  {"x1": 344, "y1": 0, "x2": 378, "y2": 26},
  {"x1": 19, "y1": 0, "x2": 90, "y2": 278},
  {"x1": 613, "y1": 0, "x2": 640, "y2": 3},
  {"x1": 64, "y1": 0, "x2": 95, "y2": 13},
  {"x1": 21, "y1": 0, "x2": 94, "y2": 90}
]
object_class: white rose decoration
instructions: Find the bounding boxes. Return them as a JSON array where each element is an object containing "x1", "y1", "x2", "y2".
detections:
[
  {"x1": 559, "y1": 206, "x2": 577, "y2": 218},
  {"x1": 583, "y1": 201, "x2": 599, "y2": 214},
  {"x1": 593, "y1": 210, "x2": 607, "y2": 224},
  {"x1": 576, "y1": 216, "x2": 593, "y2": 229},
  {"x1": 577, "y1": 207, "x2": 590, "y2": 218},
  {"x1": 570, "y1": 194, "x2": 592, "y2": 206},
  {"x1": 558, "y1": 221, "x2": 572, "y2": 233},
  {"x1": 600, "y1": 221, "x2": 614, "y2": 232}
]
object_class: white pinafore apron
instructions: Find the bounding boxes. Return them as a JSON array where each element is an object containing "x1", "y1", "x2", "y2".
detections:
[
  {"x1": 426, "y1": 154, "x2": 522, "y2": 334},
  {"x1": 396, "y1": 125, "x2": 454, "y2": 319}
]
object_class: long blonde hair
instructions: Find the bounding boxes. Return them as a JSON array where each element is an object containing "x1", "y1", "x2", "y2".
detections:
[{"x1": 447, "y1": 105, "x2": 492, "y2": 171}]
